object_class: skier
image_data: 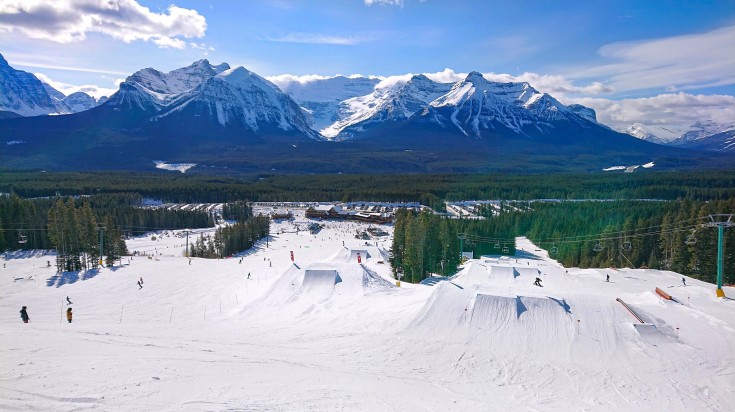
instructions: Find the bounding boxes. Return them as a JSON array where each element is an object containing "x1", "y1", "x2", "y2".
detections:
[
  {"x1": 47, "y1": 260, "x2": 51, "y2": 267},
  {"x1": 20, "y1": 306, "x2": 29, "y2": 323},
  {"x1": 247, "y1": 272, "x2": 251, "y2": 279},
  {"x1": 66, "y1": 296, "x2": 72, "y2": 305},
  {"x1": 139, "y1": 276, "x2": 144, "y2": 285},
  {"x1": 606, "y1": 274, "x2": 610, "y2": 282},
  {"x1": 534, "y1": 277, "x2": 542, "y2": 287},
  {"x1": 137, "y1": 280, "x2": 143, "y2": 289},
  {"x1": 66, "y1": 308, "x2": 73, "y2": 323},
  {"x1": 682, "y1": 277, "x2": 687, "y2": 286}
]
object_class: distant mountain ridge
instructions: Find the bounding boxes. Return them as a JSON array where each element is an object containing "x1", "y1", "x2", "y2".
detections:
[
  {"x1": 625, "y1": 120, "x2": 735, "y2": 152},
  {"x1": 0, "y1": 53, "x2": 100, "y2": 116},
  {"x1": 2, "y1": 57, "x2": 733, "y2": 173}
]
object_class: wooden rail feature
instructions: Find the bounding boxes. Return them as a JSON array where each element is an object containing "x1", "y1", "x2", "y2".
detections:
[
  {"x1": 655, "y1": 287, "x2": 672, "y2": 300},
  {"x1": 616, "y1": 298, "x2": 645, "y2": 323}
]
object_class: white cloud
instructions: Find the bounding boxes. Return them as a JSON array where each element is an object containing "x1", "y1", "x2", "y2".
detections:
[
  {"x1": 566, "y1": 93, "x2": 735, "y2": 134},
  {"x1": 266, "y1": 33, "x2": 371, "y2": 45},
  {"x1": 571, "y1": 25, "x2": 735, "y2": 93},
  {"x1": 11, "y1": 60, "x2": 129, "y2": 76},
  {"x1": 267, "y1": 73, "x2": 381, "y2": 90},
  {"x1": 364, "y1": 0, "x2": 404, "y2": 6},
  {"x1": 34, "y1": 72, "x2": 119, "y2": 100},
  {"x1": 0, "y1": 0, "x2": 206, "y2": 48}
]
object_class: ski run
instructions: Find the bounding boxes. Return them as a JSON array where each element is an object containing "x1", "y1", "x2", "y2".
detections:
[{"x1": 2, "y1": 206, "x2": 734, "y2": 411}]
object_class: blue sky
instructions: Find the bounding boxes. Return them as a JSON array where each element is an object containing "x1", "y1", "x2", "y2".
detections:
[{"x1": 1, "y1": 0, "x2": 733, "y2": 131}]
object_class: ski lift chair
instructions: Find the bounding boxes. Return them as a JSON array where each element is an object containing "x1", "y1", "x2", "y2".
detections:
[
  {"x1": 502, "y1": 246, "x2": 510, "y2": 253},
  {"x1": 685, "y1": 234, "x2": 697, "y2": 245},
  {"x1": 18, "y1": 233, "x2": 27, "y2": 244},
  {"x1": 551, "y1": 245, "x2": 559, "y2": 254},
  {"x1": 623, "y1": 241, "x2": 632, "y2": 251},
  {"x1": 593, "y1": 242, "x2": 603, "y2": 252}
]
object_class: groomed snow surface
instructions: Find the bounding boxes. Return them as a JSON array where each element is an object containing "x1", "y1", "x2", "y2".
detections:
[{"x1": 2, "y1": 209, "x2": 734, "y2": 411}]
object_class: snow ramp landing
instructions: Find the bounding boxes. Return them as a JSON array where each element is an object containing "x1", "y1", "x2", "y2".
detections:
[
  {"x1": 406, "y1": 282, "x2": 475, "y2": 341},
  {"x1": 298, "y1": 269, "x2": 341, "y2": 299},
  {"x1": 451, "y1": 262, "x2": 516, "y2": 287},
  {"x1": 328, "y1": 248, "x2": 372, "y2": 263},
  {"x1": 469, "y1": 294, "x2": 574, "y2": 349}
]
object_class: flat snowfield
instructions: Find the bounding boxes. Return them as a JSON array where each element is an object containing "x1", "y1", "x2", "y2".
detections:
[{"x1": 2, "y1": 209, "x2": 734, "y2": 411}]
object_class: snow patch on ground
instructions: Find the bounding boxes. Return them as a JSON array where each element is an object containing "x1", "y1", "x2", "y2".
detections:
[{"x1": 153, "y1": 161, "x2": 196, "y2": 173}]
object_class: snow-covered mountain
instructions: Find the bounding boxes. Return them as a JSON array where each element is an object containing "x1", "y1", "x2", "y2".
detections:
[
  {"x1": 276, "y1": 76, "x2": 381, "y2": 132},
  {"x1": 413, "y1": 72, "x2": 595, "y2": 138},
  {"x1": 321, "y1": 74, "x2": 453, "y2": 139},
  {"x1": 0, "y1": 53, "x2": 99, "y2": 116},
  {"x1": 625, "y1": 123, "x2": 676, "y2": 145},
  {"x1": 623, "y1": 120, "x2": 735, "y2": 151},
  {"x1": 105, "y1": 59, "x2": 231, "y2": 112},
  {"x1": 567, "y1": 104, "x2": 598, "y2": 123},
  {"x1": 0, "y1": 53, "x2": 58, "y2": 116},
  {"x1": 676, "y1": 123, "x2": 735, "y2": 153},
  {"x1": 153, "y1": 66, "x2": 317, "y2": 138},
  {"x1": 670, "y1": 120, "x2": 735, "y2": 146}
]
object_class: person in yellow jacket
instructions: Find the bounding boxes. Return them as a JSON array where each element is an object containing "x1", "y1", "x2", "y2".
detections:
[{"x1": 66, "y1": 307, "x2": 73, "y2": 323}]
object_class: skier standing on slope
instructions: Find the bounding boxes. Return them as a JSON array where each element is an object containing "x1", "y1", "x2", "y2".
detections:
[
  {"x1": 606, "y1": 274, "x2": 610, "y2": 282},
  {"x1": 682, "y1": 277, "x2": 687, "y2": 286},
  {"x1": 20, "y1": 306, "x2": 29, "y2": 323},
  {"x1": 66, "y1": 308, "x2": 73, "y2": 323}
]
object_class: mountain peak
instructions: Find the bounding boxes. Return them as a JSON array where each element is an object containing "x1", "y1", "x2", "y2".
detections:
[{"x1": 464, "y1": 71, "x2": 486, "y2": 83}]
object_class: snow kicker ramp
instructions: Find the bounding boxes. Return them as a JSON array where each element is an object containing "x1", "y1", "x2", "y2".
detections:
[
  {"x1": 452, "y1": 262, "x2": 516, "y2": 287},
  {"x1": 513, "y1": 267, "x2": 540, "y2": 278},
  {"x1": 469, "y1": 294, "x2": 574, "y2": 349},
  {"x1": 298, "y1": 269, "x2": 341, "y2": 299},
  {"x1": 328, "y1": 247, "x2": 372, "y2": 263}
]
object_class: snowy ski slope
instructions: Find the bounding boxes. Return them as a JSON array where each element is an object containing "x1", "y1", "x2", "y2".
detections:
[{"x1": 1, "y1": 210, "x2": 734, "y2": 411}]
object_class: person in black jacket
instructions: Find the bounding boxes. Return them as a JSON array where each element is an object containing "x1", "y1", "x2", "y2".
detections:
[{"x1": 20, "y1": 306, "x2": 29, "y2": 323}]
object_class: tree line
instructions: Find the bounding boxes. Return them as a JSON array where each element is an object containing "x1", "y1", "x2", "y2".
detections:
[
  {"x1": 3, "y1": 170, "x2": 735, "y2": 204},
  {"x1": 188, "y1": 214, "x2": 270, "y2": 259},
  {"x1": 0, "y1": 194, "x2": 214, "y2": 269}
]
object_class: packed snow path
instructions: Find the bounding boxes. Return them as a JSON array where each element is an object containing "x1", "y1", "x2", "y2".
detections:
[{"x1": 1, "y1": 211, "x2": 734, "y2": 411}]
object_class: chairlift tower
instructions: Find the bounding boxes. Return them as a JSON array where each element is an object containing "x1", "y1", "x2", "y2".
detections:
[
  {"x1": 704, "y1": 214, "x2": 734, "y2": 298},
  {"x1": 98, "y1": 226, "x2": 106, "y2": 266}
]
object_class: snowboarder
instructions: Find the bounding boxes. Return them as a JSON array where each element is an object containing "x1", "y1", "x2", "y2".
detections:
[
  {"x1": 20, "y1": 306, "x2": 29, "y2": 323},
  {"x1": 66, "y1": 308, "x2": 73, "y2": 323},
  {"x1": 66, "y1": 296, "x2": 72, "y2": 305},
  {"x1": 137, "y1": 280, "x2": 143, "y2": 289},
  {"x1": 682, "y1": 277, "x2": 687, "y2": 286},
  {"x1": 534, "y1": 277, "x2": 542, "y2": 287},
  {"x1": 47, "y1": 260, "x2": 51, "y2": 267},
  {"x1": 188, "y1": 259, "x2": 192, "y2": 265},
  {"x1": 247, "y1": 272, "x2": 251, "y2": 279},
  {"x1": 606, "y1": 274, "x2": 610, "y2": 282}
]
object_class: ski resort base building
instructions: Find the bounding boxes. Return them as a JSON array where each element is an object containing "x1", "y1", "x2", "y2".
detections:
[{"x1": 305, "y1": 205, "x2": 393, "y2": 224}]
